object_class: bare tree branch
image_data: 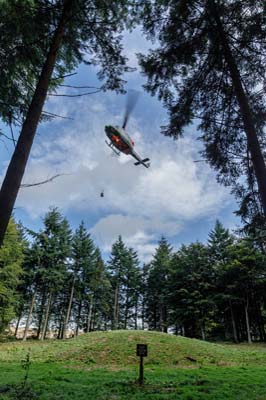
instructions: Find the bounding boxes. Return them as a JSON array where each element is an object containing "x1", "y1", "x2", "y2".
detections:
[
  {"x1": 51, "y1": 72, "x2": 77, "y2": 81},
  {"x1": 0, "y1": 138, "x2": 12, "y2": 155},
  {"x1": 21, "y1": 173, "x2": 70, "y2": 188},
  {"x1": 9, "y1": 124, "x2": 16, "y2": 147},
  {"x1": 0, "y1": 130, "x2": 17, "y2": 144},
  {"x1": 59, "y1": 84, "x2": 101, "y2": 89},
  {"x1": 48, "y1": 89, "x2": 102, "y2": 97},
  {"x1": 42, "y1": 110, "x2": 74, "y2": 120}
]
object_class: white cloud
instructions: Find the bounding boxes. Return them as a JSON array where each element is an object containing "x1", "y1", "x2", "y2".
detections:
[
  {"x1": 122, "y1": 28, "x2": 152, "y2": 70},
  {"x1": 0, "y1": 27, "x2": 237, "y2": 263},
  {"x1": 14, "y1": 88, "x2": 230, "y2": 261},
  {"x1": 91, "y1": 214, "x2": 179, "y2": 262}
]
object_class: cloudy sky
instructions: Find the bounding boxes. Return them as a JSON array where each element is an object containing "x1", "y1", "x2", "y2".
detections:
[{"x1": 0, "y1": 30, "x2": 239, "y2": 262}]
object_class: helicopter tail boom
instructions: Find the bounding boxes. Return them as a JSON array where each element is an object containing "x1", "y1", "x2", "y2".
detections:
[{"x1": 134, "y1": 157, "x2": 150, "y2": 168}]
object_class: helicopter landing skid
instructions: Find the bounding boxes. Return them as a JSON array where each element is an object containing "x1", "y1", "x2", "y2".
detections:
[{"x1": 105, "y1": 140, "x2": 120, "y2": 156}]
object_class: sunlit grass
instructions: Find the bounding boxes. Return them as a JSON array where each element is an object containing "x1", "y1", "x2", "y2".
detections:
[{"x1": 1, "y1": 331, "x2": 266, "y2": 399}]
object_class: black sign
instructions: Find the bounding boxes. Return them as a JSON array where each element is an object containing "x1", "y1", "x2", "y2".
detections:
[{"x1": 136, "y1": 344, "x2": 148, "y2": 357}]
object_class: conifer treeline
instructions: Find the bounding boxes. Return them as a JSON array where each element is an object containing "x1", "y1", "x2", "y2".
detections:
[
  {"x1": 14, "y1": 208, "x2": 143, "y2": 340},
  {"x1": 2, "y1": 208, "x2": 266, "y2": 343}
]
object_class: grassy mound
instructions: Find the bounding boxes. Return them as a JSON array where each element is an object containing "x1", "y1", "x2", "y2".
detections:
[
  {"x1": 1, "y1": 330, "x2": 266, "y2": 367},
  {"x1": 1, "y1": 331, "x2": 266, "y2": 399}
]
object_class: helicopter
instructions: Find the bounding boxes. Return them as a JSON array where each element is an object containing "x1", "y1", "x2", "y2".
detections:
[{"x1": 105, "y1": 91, "x2": 150, "y2": 168}]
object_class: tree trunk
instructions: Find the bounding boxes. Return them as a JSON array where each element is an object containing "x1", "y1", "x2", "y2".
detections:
[
  {"x1": 258, "y1": 310, "x2": 266, "y2": 342},
  {"x1": 181, "y1": 325, "x2": 185, "y2": 337},
  {"x1": 104, "y1": 315, "x2": 108, "y2": 331},
  {"x1": 208, "y1": 0, "x2": 266, "y2": 215},
  {"x1": 75, "y1": 300, "x2": 82, "y2": 337},
  {"x1": 229, "y1": 300, "x2": 238, "y2": 343},
  {"x1": 153, "y1": 306, "x2": 157, "y2": 331},
  {"x1": 91, "y1": 309, "x2": 96, "y2": 331},
  {"x1": 244, "y1": 299, "x2": 252, "y2": 344},
  {"x1": 40, "y1": 292, "x2": 52, "y2": 341},
  {"x1": 141, "y1": 298, "x2": 145, "y2": 330},
  {"x1": 113, "y1": 284, "x2": 119, "y2": 330},
  {"x1": 162, "y1": 305, "x2": 168, "y2": 333},
  {"x1": 159, "y1": 305, "x2": 167, "y2": 332},
  {"x1": 253, "y1": 294, "x2": 265, "y2": 341},
  {"x1": 124, "y1": 293, "x2": 129, "y2": 329},
  {"x1": 87, "y1": 294, "x2": 94, "y2": 332},
  {"x1": 62, "y1": 276, "x2": 75, "y2": 339},
  {"x1": 57, "y1": 322, "x2": 63, "y2": 340},
  {"x1": 23, "y1": 292, "x2": 36, "y2": 341},
  {"x1": 134, "y1": 296, "x2": 138, "y2": 330},
  {"x1": 200, "y1": 321, "x2": 206, "y2": 341},
  {"x1": 14, "y1": 314, "x2": 22, "y2": 338},
  {"x1": 239, "y1": 317, "x2": 245, "y2": 342},
  {"x1": 159, "y1": 306, "x2": 163, "y2": 332},
  {"x1": 37, "y1": 289, "x2": 46, "y2": 339},
  {"x1": 0, "y1": 0, "x2": 73, "y2": 246}
]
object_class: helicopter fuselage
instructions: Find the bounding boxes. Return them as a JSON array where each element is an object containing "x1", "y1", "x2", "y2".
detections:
[
  {"x1": 105, "y1": 125, "x2": 150, "y2": 168},
  {"x1": 105, "y1": 125, "x2": 133, "y2": 155}
]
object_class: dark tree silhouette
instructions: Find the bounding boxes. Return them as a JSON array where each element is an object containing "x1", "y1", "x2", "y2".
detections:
[
  {"x1": 0, "y1": 0, "x2": 132, "y2": 246},
  {"x1": 138, "y1": 0, "x2": 266, "y2": 217}
]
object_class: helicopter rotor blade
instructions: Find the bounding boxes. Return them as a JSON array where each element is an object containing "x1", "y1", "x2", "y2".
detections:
[{"x1": 122, "y1": 90, "x2": 140, "y2": 129}]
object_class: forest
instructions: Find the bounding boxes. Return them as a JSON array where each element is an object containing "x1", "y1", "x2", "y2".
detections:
[
  {"x1": 2, "y1": 1, "x2": 266, "y2": 398},
  {"x1": 2, "y1": 208, "x2": 265, "y2": 345},
  {"x1": 0, "y1": 0, "x2": 265, "y2": 350}
]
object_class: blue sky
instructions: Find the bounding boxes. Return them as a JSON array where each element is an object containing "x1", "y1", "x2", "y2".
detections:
[{"x1": 0, "y1": 29, "x2": 240, "y2": 262}]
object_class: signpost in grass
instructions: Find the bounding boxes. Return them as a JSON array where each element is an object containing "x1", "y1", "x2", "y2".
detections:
[{"x1": 136, "y1": 344, "x2": 148, "y2": 385}]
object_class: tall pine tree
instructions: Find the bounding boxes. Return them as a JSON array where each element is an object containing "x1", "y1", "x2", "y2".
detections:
[
  {"x1": 0, "y1": 219, "x2": 24, "y2": 333},
  {"x1": 71, "y1": 222, "x2": 97, "y2": 336},
  {"x1": 28, "y1": 208, "x2": 71, "y2": 340},
  {"x1": 145, "y1": 237, "x2": 172, "y2": 332},
  {"x1": 0, "y1": 0, "x2": 134, "y2": 245},
  {"x1": 138, "y1": 1, "x2": 266, "y2": 218}
]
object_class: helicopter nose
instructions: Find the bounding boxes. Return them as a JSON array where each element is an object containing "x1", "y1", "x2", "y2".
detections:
[{"x1": 105, "y1": 126, "x2": 112, "y2": 137}]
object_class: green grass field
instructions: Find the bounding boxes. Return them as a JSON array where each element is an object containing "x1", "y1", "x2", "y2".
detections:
[{"x1": 1, "y1": 330, "x2": 266, "y2": 399}]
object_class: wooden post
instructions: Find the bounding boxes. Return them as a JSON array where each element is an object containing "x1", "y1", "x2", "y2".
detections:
[
  {"x1": 139, "y1": 355, "x2": 144, "y2": 385},
  {"x1": 136, "y1": 344, "x2": 147, "y2": 385}
]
